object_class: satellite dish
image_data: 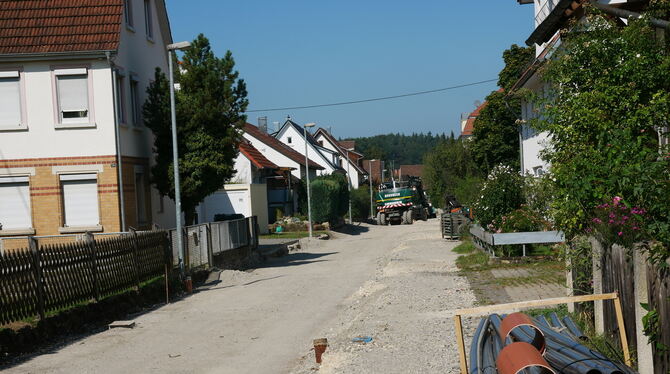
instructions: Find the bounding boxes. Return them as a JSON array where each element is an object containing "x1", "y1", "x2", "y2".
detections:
[{"x1": 474, "y1": 100, "x2": 482, "y2": 108}]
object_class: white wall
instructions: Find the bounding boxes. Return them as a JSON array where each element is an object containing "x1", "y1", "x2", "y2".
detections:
[
  {"x1": 230, "y1": 154, "x2": 253, "y2": 184},
  {"x1": 198, "y1": 183, "x2": 270, "y2": 233},
  {"x1": 243, "y1": 132, "x2": 303, "y2": 179},
  {"x1": 0, "y1": 59, "x2": 117, "y2": 159},
  {"x1": 276, "y1": 126, "x2": 338, "y2": 175}
]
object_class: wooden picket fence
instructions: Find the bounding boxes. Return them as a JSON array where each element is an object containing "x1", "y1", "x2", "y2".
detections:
[{"x1": 0, "y1": 230, "x2": 170, "y2": 325}]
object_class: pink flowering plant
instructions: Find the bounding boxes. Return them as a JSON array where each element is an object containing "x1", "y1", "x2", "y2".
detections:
[{"x1": 588, "y1": 196, "x2": 646, "y2": 247}]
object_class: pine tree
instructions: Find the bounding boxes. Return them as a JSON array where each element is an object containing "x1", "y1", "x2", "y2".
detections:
[{"x1": 143, "y1": 34, "x2": 248, "y2": 224}]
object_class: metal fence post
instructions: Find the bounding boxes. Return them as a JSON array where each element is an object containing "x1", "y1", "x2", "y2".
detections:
[
  {"x1": 130, "y1": 228, "x2": 141, "y2": 290},
  {"x1": 29, "y1": 236, "x2": 46, "y2": 320},
  {"x1": 206, "y1": 223, "x2": 213, "y2": 268},
  {"x1": 182, "y1": 227, "x2": 190, "y2": 272},
  {"x1": 84, "y1": 232, "x2": 100, "y2": 301}
]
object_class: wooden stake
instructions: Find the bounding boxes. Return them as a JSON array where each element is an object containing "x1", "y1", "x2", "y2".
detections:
[
  {"x1": 454, "y1": 314, "x2": 468, "y2": 374},
  {"x1": 613, "y1": 293, "x2": 631, "y2": 366}
]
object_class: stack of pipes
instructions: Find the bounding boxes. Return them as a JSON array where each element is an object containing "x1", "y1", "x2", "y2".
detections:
[{"x1": 469, "y1": 312, "x2": 638, "y2": 374}]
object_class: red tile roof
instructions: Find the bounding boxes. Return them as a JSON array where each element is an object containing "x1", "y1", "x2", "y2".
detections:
[
  {"x1": 243, "y1": 123, "x2": 324, "y2": 169},
  {"x1": 338, "y1": 140, "x2": 355, "y2": 150},
  {"x1": 0, "y1": 0, "x2": 124, "y2": 55},
  {"x1": 239, "y1": 141, "x2": 277, "y2": 170},
  {"x1": 461, "y1": 89, "x2": 503, "y2": 138}
]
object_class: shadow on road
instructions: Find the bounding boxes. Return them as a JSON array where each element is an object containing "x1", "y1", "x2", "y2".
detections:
[
  {"x1": 255, "y1": 251, "x2": 338, "y2": 269},
  {"x1": 332, "y1": 224, "x2": 369, "y2": 236}
]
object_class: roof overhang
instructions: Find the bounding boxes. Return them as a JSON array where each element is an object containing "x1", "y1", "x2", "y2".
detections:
[
  {"x1": 0, "y1": 50, "x2": 116, "y2": 62},
  {"x1": 526, "y1": 0, "x2": 575, "y2": 46}
]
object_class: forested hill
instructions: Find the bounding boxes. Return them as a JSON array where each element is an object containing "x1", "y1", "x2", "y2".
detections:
[{"x1": 343, "y1": 132, "x2": 452, "y2": 165}]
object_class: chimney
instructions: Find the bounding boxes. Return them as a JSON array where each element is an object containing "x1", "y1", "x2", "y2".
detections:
[
  {"x1": 258, "y1": 116, "x2": 268, "y2": 133},
  {"x1": 273, "y1": 121, "x2": 280, "y2": 133}
]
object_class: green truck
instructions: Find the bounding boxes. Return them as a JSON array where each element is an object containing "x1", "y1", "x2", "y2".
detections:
[{"x1": 375, "y1": 176, "x2": 429, "y2": 225}]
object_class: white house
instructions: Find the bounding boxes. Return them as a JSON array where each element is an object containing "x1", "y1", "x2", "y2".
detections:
[
  {"x1": 313, "y1": 128, "x2": 367, "y2": 188},
  {"x1": 0, "y1": 0, "x2": 175, "y2": 241},
  {"x1": 197, "y1": 141, "x2": 278, "y2": 232},
  {"x1": 515, "y1": 0, "x2": 646, "y2": 176},
  {"x1": 274, "y1": 119, "x2": 346, "y2": 177}
]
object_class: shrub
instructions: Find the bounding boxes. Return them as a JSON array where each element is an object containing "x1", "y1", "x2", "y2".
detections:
[
  {"x1": 492, "y1": 205, "x2": 552, "y2": 233},
  {"x1": 350, "y1": 185, "x2": 371, "y2": 222},
  {"x1": 473, "y1": 164, "x2": 525, "y2": 228},
  {"x1": 310, "y1": 174, "x2": 349, "y2": 223},
  {"x1": 587, "y1": 196, "x2": 647, "y2": 248}
]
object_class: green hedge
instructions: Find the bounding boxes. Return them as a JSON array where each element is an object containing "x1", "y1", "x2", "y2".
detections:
[{"x1": 310, "y1": 173, "x2": 349, "y2": 223}]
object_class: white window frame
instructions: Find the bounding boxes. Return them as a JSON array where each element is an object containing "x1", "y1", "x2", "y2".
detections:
[
  {"x1": 124, "y1": 0, "x2": 134, "y2": 31},
  {"x1": 144, "y1": 0, "x2": 154, "y2": 41},
  {"x1": 129, "y1": 73, "x2": 141, "y2": 127},
  {"x1": 0, "y1": 175, "x2": 34, "y2": 235},
  {"x1": 0, "y1": 67, "x2": 27, "y2": 132},
  {"x1": 52, "y1": 66, "x2": 95, "y2": 129},
  {"x1": 134, "y1": 166, "x2": 147, "y2": 225},
  {"x1": 115, "y1": 68, "x2": 127, "y2": 125},
  {"x1": 58, "y1": 172, "x2": 102, "y2": 233}
]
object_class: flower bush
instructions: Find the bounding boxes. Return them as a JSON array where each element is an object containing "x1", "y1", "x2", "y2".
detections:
[
  {"x1": 473, "y1": 164, "x2": 525, "y2": 227},
  {"x1": 587, "y1": 196, "x2": 647, "y2": 248},
  {"x1": 491, "y1": 205, "x2": 552, "y2": 233}
]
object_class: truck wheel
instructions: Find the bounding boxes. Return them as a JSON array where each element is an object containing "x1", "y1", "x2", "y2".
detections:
[
  {"x1": 380, "y1": 213, "x2": 387, "y2": 225},
  {"x1": 403, "y1": 210, "x2": 413, "y2": 225},
  {"x1": 376, "y1": 212, "x2": 382, "y2": 225},
  {"x1": 421, "y1": 208, "x2": 428, "y2": 221}
]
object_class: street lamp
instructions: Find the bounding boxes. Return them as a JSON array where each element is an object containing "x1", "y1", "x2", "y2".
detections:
[
  {"x1": 345, "y1": 146, "x2": 352, "y2": 225},
  {"x1": 303, "y1": 122, "x2": 316, "y2": 239},
  {"x1": 369, "y1": 159, "x2": 377, "y2": 220},
  {"x1": 167, "y1": 41, "x2": 191, "y2": 278}
]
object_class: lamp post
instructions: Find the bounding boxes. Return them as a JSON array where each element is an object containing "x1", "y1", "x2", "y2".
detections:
[
  {"x1": 167, "y1": 41, "x2": 191, "y2": 278},
  {"x1": 369, "y1": 159, "x2": 376, "y2": 220},
  {"x1": 345, "y1": 148, "x2": 352, "y2": 225},
  {"x1": 303, "y1": 122, "x2": 316, "y2": 239}
]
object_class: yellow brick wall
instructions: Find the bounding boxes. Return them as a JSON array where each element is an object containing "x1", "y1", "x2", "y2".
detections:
[{"x1": 0, "y1": 155, "x2": 151, "y2": 245}]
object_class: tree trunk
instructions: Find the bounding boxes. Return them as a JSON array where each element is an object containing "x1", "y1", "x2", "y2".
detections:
[{"x1": 184, "y1": 207, "x2": 196, "y2": 226}]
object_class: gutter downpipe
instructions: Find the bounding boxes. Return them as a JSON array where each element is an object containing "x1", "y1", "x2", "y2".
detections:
[
  {"x1": 107, "y1": 52, "x2": 127, "y2": 232},
  {"x1": 591, "y1": 2, "x2": 670, "y2": 29}
]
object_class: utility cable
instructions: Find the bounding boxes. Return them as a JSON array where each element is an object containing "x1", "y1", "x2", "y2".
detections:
[{"x1": 245, "y1": 78, "x2": 498, "y2": 113}]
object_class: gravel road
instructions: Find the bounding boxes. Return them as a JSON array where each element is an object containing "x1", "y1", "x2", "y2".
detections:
[{"x1": 3, "y1": 219, "x2": 477, "y2": 374}]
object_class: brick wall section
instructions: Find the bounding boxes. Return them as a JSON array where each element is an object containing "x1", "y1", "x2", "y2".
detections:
[{"x1": 0, "y1": 155, "x2": 151, "y2": 241}]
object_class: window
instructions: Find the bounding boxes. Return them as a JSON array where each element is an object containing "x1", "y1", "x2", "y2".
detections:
[
  {"x1": 0, "y1": 71, "x2": 22, "y2": 128},
  {"x1": 130, "y1": 76, "x2": 141, "y2": 126},
  {"x1": 60, "y1": 174, "x2": 99, "y2": 227},
  {"x1": 135, "y1": 172, "x2": 146, "y2": 224},
  {"x1": 55, "y1": 68, "x2": 90, "y2": 125},
  {"x1": 124, "y1": 0, "x2": 134, "y2": 29},
  {"x1": 0, "y1": 176, "x2": 32, "y2": 230},
  {"x1": 144, "y1": 0, "x2": 153, "y2": 40},
  {"x1": 318, "y1": 140, "x2": 323, "y2": 146},
  {"x1": 287, "y1": 136, "x2": 292, "y2": 144},
  {"x1": 115, "y1": 72, "x2": 126, "y2": 124},
  {"x1": 533, "y1": 166, "x2": 545, "y2": 177}
]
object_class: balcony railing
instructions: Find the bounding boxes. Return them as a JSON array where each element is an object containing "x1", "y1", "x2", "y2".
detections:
[{"x1": 535, "y1": 0, "x2": 558, "y2": 26}]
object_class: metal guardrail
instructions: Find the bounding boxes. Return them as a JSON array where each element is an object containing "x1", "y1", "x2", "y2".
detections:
[{"x1": 470, "y1": 224, "x2": 564, "y2": 257}]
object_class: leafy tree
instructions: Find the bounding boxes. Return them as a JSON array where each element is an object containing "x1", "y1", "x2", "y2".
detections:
[
  {"x1": 143, "y1": 34, "x2": 248, "y2": 224},
  {"x1": 345, "y1": 132, "x2": 447, "y2": 165},
  {"x1": 423, "y1": 139, "x2": 481, "y2": 208},
  {"x1": 536, "y1": 13, "x2": 670, "y2": 260},
  {"x1": 309, "y1": 173, "x2": 349, "y2": 223},
  {"x1": 470, "y1": 44, "x2": 533, "y2": 174},
  {"x1": 498, "y1": 44, "x2": 534, "y2": 91}
]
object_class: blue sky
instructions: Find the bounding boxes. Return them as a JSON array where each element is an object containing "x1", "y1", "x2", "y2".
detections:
[{"x1": 166, "y1": 1, "x2": 535, "y2": 138}]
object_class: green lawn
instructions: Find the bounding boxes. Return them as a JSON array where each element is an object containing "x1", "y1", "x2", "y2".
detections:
[{"x1": 260, "y1": 231, "x2": 329, "y2": 239}]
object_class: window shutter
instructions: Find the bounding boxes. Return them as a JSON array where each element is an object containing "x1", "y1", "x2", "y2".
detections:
[
  {"x1": 0, "y1": 178, "x2": 31, "y2": 230},
  {"x1": 61, "y1": 175, "x2": 99, "y2": 227},
  {"x1": 57, "y1": 74, "x2": 89, "y2": 122},
  {"x1": 0, "y1": 76, "x2": 21, "y2": 126}
]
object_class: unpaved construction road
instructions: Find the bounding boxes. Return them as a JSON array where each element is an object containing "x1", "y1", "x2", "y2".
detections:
[{"x1": 4, "y1": 219, "x2": 477, "y2": 374}]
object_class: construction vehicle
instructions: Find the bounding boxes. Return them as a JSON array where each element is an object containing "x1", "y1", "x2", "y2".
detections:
[{"x1": 375, "y1": 176, "x2": 429, "y2": 225}]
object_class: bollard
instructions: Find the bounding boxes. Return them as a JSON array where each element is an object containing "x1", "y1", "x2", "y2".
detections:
[{"x1": 313, "y1": 338, "x2": 328, "y2": 364}]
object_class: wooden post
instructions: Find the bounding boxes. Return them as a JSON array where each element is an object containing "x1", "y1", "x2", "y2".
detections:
[
  {"x1": 129, "y1": 228, "x2": 141, "y2": 290},
  {"x1": 590, "y1": 237, "x2": 605, "y2": 334},
  {"x1": 454, "y1": 314, "x2": 468, "y2": 374},
  {"x1": 633, "y1": 249, "x2": 653, "y2": 373},
  {"x1": 182, "y1": 227, "x2": 190, "y2": 272},
  {"x1": 206, "y1": 223, "x2": 214, "y2": 268},
  {"x1": 85, "y1": 232, "x2": 100, "y2": 302},
  {"x1": 613, "y1": 293, "x2": 632, "y2": 367},
  {"x1": 29, "y1": 237, "x2": 46, "y2": 321}
]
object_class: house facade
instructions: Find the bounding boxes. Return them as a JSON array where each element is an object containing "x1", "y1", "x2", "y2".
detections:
[
  {"x1": 274, "y1": 119, "x2": 345, "y2": 177},
  {"x1": 515, "y1": 0, "x2": 645, "y2": 176},
  {"x1": 0, "y1": 0, "x2": 174, "y2": 241},
  {"x1": 313, "y1": 128, "x2": 367, "y2": 188}
]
